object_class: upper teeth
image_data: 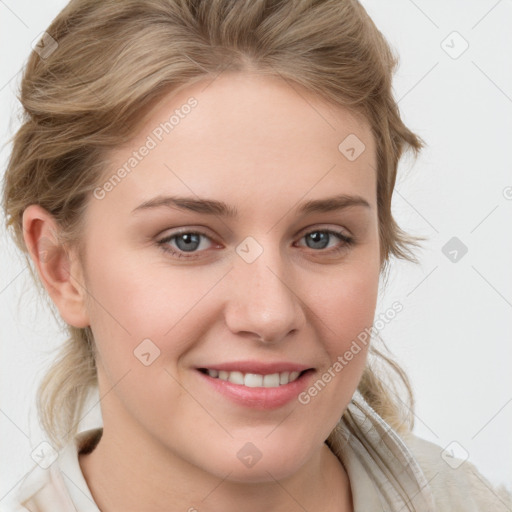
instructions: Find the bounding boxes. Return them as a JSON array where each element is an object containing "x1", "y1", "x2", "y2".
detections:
[{"x1": 206, "y1": 369, "x2": 301, "y2": 387}]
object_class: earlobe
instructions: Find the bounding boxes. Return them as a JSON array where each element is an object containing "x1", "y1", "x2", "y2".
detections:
[{"x1": 22, "y1": 204, "x2": 90, "y2": 328}]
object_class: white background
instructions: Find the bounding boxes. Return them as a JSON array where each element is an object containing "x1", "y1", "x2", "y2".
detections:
[{"x1": 1, "y1": 0, "x2": 511, "y2": 502}]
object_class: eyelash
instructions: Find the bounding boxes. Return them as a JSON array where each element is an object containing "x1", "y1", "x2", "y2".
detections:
[{"x1": 156, "y1": 228, "x2": 355, "y2": 260}]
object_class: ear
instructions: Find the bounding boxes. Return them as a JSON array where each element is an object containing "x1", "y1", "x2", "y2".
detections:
[{"x1": 22, "y1": 204, "x2": 90, "y2": 328}]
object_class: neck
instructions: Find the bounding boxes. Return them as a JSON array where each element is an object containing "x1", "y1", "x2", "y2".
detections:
[{"x1": 79, "y1": 425, "x2": 352, "y2": 512}]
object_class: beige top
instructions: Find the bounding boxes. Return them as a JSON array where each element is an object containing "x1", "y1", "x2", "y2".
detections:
[{"x1": 3, "y1": 392, "x2": 511, "y2": 511}]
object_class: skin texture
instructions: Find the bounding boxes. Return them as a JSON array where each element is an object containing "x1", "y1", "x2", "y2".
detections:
[{"x1": 23, "y1": 72, "x2": 380, "y2": 512}]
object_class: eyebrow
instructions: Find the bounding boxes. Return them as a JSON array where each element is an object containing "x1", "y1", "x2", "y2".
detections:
[{"x1": 131, "y1": 193, "x2": 371, "y2": 217}]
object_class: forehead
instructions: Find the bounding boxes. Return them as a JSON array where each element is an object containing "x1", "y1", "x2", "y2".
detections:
[{"x1": 96, "y1": 72, "x2": 377, "y2": 216}]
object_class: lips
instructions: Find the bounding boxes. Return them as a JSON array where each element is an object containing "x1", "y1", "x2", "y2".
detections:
[{"x1": 196, "y1": 361, "x2": 314, "y2": 409}]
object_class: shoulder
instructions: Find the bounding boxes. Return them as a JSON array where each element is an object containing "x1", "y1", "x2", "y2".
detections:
[
  {"x1": 0, "y1": 500, "x2": 31, "y2": 512},
  {"x1": 0, "y1": 502, "x2": 29, "y2": 512},
  {"x1": 401, "y1": 431, "x2": 512, "y2": 511},
  {"x1": 1, "y1": 462, "x2": 74, "y2": 512},
  {"x1": 2, "y1": 429, "x2": 102, "y2": 512}
]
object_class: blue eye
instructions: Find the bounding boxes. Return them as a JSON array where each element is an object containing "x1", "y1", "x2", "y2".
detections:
[
  {"x1": 299, "y1": 230, "x2": 354, "y2": 251},
  {"x1": 157, "y1": 231, "x2": 212, "y2": 258},
  {"x1": 157, "y1": 228, "x2": 355, "y2": 260},
  {"x1": 169, "y1": 232, "x2": 202, "y2": 252}
]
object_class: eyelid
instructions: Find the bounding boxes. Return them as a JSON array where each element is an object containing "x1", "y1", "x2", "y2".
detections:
[
  {"x1": 158, "y1": 225, "x2": 216, "y2": 237},
  {"x1": 296, "y1": 223, "x2": 352, "y2": 239}
]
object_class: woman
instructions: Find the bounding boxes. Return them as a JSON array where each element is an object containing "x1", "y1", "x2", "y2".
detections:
[{"x1": 2, "y1": 1, "x2": 510, "y2": 510}]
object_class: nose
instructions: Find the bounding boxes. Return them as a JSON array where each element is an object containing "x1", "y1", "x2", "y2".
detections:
[{"x1": 224, "y1": 240, "x2": 306, "y2": 344}]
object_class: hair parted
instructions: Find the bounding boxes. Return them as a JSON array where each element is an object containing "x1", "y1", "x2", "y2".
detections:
[{"x1": 3, "y1": 0, "x2": 425, "y2": 449}]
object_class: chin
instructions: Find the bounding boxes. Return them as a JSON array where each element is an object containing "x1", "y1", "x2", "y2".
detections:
[{"x1": 193, "y1": 436, "x2": 315, "y2": 484}]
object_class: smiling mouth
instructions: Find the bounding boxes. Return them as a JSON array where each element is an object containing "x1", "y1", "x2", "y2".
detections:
[{"x1": 198, "y1": 368, "x2": 310, "y2": 388}]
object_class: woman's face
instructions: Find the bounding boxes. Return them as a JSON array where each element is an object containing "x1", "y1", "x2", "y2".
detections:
[{"x1": 77, "y1": 72, "x2": 380, "y2": 481}]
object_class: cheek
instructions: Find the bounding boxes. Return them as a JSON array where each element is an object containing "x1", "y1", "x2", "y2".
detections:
[
  {"x1": 82, "y1": 243, "x2": 224, "y2": 372},
  {"x1": 306, "y1": 260, "x2": 379, "y2": 396},
  {"x1": 310, "y1": 261, "x2": 379, "y2": 346},
  {"x1": 82, "y1": 233, "x2": 164, "y2": 334},
  {"x1": 294, "y1": 268, "x2": 378, "y2": 438}
]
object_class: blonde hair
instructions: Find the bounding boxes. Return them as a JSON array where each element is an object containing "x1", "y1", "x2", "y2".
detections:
[{"x1": 3, "y1": 0, "x2": 425, "y2": 450}]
